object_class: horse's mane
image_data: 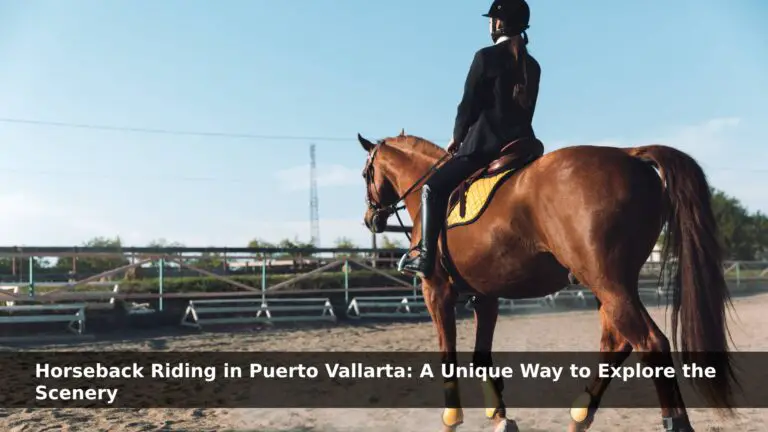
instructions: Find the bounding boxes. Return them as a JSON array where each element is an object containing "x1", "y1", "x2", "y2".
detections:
[{"x1": 384, "y1": 134, "x2": 446, "y2": 162}]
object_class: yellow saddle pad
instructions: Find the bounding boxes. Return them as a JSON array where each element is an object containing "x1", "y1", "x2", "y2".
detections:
[{"x1": 446, "y1": 168, "x2": 515, "y2": 229}]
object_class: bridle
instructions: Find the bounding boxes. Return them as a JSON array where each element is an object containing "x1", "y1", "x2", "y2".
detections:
[{"x1": 363, "y1": 139, "x2": 451, "y2": 242}]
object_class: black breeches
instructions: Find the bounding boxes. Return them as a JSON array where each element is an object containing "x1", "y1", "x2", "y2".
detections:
[{"x1": 425, "y1": 154, "x2": 494, "y2": 206}]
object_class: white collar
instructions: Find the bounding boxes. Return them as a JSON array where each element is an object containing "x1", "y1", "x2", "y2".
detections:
[{"x1": 495, "y1": 35, "x2": 510, "y2": 44}]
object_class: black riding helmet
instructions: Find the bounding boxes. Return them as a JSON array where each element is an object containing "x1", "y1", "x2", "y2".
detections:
[{"x1": 484, "y1": 0, "x2": 530, "y2": 41}]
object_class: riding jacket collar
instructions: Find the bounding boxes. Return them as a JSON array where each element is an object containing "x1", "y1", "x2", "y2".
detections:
[{"x1": 495, "y1": 35, "x2": 510, "y2": 44}]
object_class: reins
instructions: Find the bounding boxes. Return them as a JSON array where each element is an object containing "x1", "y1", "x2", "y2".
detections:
[{"x1": 364, "y1": 141, "x2": 452, "y2": 243}]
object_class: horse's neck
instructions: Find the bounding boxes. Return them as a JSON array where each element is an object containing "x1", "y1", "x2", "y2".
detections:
[{"x1": 382, "y1": 146, "x2": 439, "y2": 225}]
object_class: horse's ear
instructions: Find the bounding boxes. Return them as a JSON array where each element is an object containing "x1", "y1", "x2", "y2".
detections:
[
  {"x1": 357, "y1": 133, "x2": 375, "y2": 152},
  {"x1": 399, "y1": 128, "x2": 406, "y2": 137}
]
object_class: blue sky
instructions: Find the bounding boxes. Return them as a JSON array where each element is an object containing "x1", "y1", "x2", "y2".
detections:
[{"x1": 0, "y1": 0, "x2": 765, "y2": 248}]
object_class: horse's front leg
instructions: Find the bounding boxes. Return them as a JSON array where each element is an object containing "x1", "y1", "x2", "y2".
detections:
[
  {"x1": 471, "y1": 296, "x2": 519, "y2": 432},
  {"x1": 422, "y1": 279, "x2": 462, "y2": 431}
]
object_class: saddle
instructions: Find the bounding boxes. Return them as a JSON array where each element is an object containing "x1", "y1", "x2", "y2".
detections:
[{"x1": 446, "y1": 136, "x2": 544, "y2": 228}]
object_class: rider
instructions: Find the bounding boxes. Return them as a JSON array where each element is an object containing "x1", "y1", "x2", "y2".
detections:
[{"x1": 398, "y1": 0, "x2": 541, "y2": 278}]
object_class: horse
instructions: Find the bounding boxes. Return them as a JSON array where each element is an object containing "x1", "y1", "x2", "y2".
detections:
[{"x1": 356, "y1": 130, "x2": 737, "y2": 432}]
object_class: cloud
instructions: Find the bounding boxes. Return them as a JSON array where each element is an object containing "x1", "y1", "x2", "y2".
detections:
[
  {"x1": 567, "y1": 117, "x2": 741, "y2": 150},
  {"x1": 658, "y1": 117, "x2": 742, "y2": 160},
  {"x1": 275, "y1": 164, "x2": 360, "y2": 191}
]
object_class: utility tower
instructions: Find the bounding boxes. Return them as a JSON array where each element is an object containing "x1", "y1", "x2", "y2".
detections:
[{"x1": 309, "y1": 143, "x2": 320, "y2": 247}]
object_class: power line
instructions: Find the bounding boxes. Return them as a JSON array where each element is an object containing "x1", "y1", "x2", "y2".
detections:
[
  {"x1": 0, "y1": 116, "x2": 765, "y2": 173},
  {"x1": 0, "y1": 117, "x2": 358, "y2": 142},
  {"x1": 0, "y1": 167, "x2": 260, "y2": 184}
]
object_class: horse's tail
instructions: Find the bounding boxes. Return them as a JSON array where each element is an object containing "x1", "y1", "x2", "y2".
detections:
[{"x1": 628, "y1": 145, "x2": 737, "y2": 414}]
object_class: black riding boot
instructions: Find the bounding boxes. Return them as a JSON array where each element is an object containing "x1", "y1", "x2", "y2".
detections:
[{"x1": 398, "y1": 185, "x2": 441, "y2": 278}]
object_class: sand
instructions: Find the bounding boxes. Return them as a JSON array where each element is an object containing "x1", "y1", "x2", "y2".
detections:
[{"x1": 2, "y1": 293, "x2": 767, "y2": 432}]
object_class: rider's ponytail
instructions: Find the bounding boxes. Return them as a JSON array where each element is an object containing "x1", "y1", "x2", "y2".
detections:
[{"x1": 507, "y1": 32, "x2": 531, "y2": 110}]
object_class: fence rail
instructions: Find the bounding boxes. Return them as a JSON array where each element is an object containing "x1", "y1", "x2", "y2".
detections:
[
  {"x1": 0, "y1": 254, "x2": 765, "y2": 339},
  {"x1": 0, "y1": 247, "x2": 765, "y2": 314}
]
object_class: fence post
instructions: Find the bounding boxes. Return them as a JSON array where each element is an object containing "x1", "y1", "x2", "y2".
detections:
[
  {"x1": 344, "y1": 259, "x2": 350, "y2": 304},
  {"x1": 735, "y1": 261, "x2": 741, "y2": 289},
  {"x1": 261, "y1": 253, "x2": 268, "y2": 305},
  {"x1": 28, "y1": 256, "x2": 35, "y2": 299},
  {"x1": 371, "y1": 234, "x2": 377, "y2": 269},
  {"x1": 158, "y1": 257, "x2": 165, "y2": 312}
]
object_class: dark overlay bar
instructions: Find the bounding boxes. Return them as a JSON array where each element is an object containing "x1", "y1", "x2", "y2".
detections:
[{"x1": 0, "y1": 351, "x2": 763, "y2": 409}]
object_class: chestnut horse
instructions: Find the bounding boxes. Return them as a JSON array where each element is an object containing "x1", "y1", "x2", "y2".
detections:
[{"x1": 357, "y1": 131, "x2": 736, "y2": 432}]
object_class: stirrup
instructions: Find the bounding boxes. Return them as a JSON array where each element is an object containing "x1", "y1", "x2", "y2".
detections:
[{"x1": 397, "y1": 245, "x2": 425, "y2": 275}]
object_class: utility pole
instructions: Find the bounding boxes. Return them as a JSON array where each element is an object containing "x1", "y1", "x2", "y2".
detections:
[{"x1": 309, "y1": 143, "x2": 320, "y2": 247}]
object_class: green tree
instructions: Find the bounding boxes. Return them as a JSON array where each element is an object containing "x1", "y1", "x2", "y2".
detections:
[
  {"x1": 380, "y1": 235, "x2": 405, "y2": 249},
  {"x1": 0, "y1": 256, "x2": 49, "y2": 279},
  {"x1": 266, "y1": 237, "x2": 316, "y2": 266},
  {"x1": 53, "y1": 236, "x2": 129, "y2": 277},
  {"x1": 711, "y1": 189, "x2": 757, "y2": 260},
  {"x1": 334, "y1": 237, "x2": 357, "y2": 248},
  {"x1": 749, "y1": 212, "x2": 768, "y2": 261},
  {"x1": 376, "y1": 235, "x2": 405, "y2": 269},
  {"x1": 146, "y1": 238, "x2": 185, "y2": 250},
  {"x1": 334, "y1": 236, "x2": 359, "y2": 258},
  {"x1": 248, "y1": 238, "x2": 275, "y2": 249},
  {"x1": 655, "y1": 188, "x2": 768, "y2": 261},
  {"x1": 189, "y1": 251, "x2": 226, "y2": 271},
  {"x1": 143, "y1": 239, "x2": 186, "y2": 268}
]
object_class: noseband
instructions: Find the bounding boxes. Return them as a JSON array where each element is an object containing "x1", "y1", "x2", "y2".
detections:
[
  {"x1": 362, "y1": 143, "x2": 397, "y2": 230},
  {"x1": 363, "y1": 139, "x2": 451, "y2": 242}
]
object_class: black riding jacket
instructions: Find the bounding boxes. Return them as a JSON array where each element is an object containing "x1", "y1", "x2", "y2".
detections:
[{"x1": 452, "y1": 37, "x2": 541, "y2": 158}]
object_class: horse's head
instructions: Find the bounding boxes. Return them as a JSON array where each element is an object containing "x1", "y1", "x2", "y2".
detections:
[
  {"x1": 357, "y1": 132, "x2": 401, "y2": 234},
  {"x1": 357, "y1": 130, "x2": 445, "y2": 234}
]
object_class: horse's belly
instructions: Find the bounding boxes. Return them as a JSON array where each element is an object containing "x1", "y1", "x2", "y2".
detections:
[{"x1": 448, "y1": 227, "x2": 569, "y2": 298}]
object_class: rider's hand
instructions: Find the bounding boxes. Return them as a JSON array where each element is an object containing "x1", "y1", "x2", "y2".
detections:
[{"x1": 447, "y1": 138, "x2": 459, "y2": 154}]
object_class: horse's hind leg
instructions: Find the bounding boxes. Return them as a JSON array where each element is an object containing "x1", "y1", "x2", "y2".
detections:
[
  {"x1": 471, "y1": 296, "x2": 519, "y2": 432},
  {"x1": 597, "y1": 285, "x2": 694, "y2": 431},
  {"x1": 568, "y1": 299, "x2": 633, "y2": 432},
  {"x1": 422, "y1": 279, "x2": 463, "y2": 431}
]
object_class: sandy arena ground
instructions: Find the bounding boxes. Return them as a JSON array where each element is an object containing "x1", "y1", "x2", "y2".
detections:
[{"x1": 2, "y1": 293, "x2": 767, "y2": 432}]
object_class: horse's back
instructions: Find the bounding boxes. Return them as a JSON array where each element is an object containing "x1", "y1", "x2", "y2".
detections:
[
  {"x1": 488, "y1": 145, "x2": 664, "y2": 242},
  {"x1": 515, "y1": 145, "x2": 661, "y2": 199},
  {"x1": 530, "y1": 145, "x2": 642, "y2": 175}
]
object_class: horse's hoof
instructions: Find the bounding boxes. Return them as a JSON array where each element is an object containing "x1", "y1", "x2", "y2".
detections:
[
  {"x1": 441, "y1": 407, "x2": 463, "y2": 431},
  {"x1": 440, "y1": 423, "x2": 462, "y2": 432},
  {"x1": 493, "y1": 418, "x2": 519, "y2": 432},
  {"x1": 567, "y1": 419, "x2": 592, "y2": 432},
  {"x1": 662, "y1": 416, "x2": 695, "y2": 432},
  {"x1": 568, "y1": 392, "x2": 595, "y2": 431}
]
